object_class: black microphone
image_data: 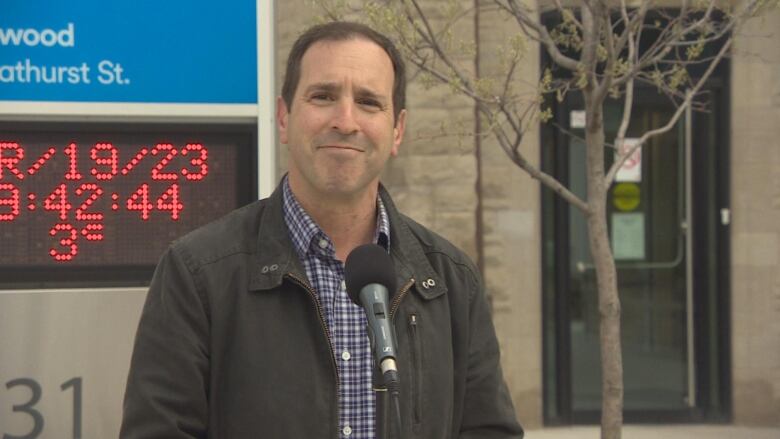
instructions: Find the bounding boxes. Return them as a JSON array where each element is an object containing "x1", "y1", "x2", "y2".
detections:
[
  {"x1": 345, "y1": 243, "x2": 404, "y2": 434},
  {"x1": 344, "y1": 243, "x2": 399, "y2": 379}
]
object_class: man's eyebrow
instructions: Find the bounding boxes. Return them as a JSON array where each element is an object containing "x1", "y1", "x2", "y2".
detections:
[
  {"x1": 354, "y1": 87, "x2": 388, "y2": 104},
  {"x1": 302, "y1": 82, "x2": 340, "y2": 95},
  {"x1": 302, "y1": 82, "x2": 389, "y2": 105}
]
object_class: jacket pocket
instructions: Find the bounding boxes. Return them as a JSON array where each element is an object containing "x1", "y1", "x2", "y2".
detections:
[{"x1": 408, "y1": 312, "x2": 422, "y2": 427}]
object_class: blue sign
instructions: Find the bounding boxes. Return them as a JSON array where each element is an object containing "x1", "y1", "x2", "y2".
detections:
[{"x1": 0, "y1": 0, "x2": 257, "y2": 104}]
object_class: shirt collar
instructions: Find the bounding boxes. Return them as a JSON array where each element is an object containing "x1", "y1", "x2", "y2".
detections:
[{"x1": 282, "y1": 176, "x2": 390, "y2": 260}]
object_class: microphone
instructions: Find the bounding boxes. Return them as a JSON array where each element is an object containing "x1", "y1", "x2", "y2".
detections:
[
  {"x1": 344, "y1": 244, "x2": 399, "y2": 379},
  {"x1": 345, "y1": 243, "x2": 404, "y2": 434}
]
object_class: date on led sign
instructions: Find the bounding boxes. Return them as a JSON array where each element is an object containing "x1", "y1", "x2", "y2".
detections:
[{"x1": 0, "y1": 128, "x2": 248, "y2": 268}]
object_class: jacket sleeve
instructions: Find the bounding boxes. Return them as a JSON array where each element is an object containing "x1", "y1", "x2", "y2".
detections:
[
  {"x1": 120, "y1": 245, "x2": 210, "y2": 439},
  {"x1": 458, "y1": 269, "x2": 524, "y2": 438}
]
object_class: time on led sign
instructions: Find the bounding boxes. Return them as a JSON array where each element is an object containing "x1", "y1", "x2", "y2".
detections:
[{"x1": 0, "y1": 127, "x2": 249, "y2": 269}]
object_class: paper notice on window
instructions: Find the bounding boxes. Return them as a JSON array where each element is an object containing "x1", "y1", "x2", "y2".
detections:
[
  {"x1": 615, "y1": 138, "x2": 642, "y2": 182},
  {"x1": 612, "y1": 212, "x2": 645, "y2": 260}
]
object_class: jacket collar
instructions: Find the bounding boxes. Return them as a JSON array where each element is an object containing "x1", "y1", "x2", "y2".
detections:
[
  {"x1": 249, "y1": 182, "x2": 307, "y2": 291},
  {"x1": 379, "y1": 185, "x2": 447, "y2": 301},
  {"x1": 249, "y1": 181, "x2": 447, "y2": 301}
]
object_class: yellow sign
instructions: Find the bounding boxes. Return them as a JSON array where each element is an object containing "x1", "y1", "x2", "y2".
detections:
[{"x1": 613, "y1": 183, "x2": 641, "y2": 211}]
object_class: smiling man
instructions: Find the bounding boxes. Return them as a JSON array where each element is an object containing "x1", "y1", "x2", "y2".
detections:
[{"x1": 121, "y1": 22, "x2": 523, "y2": 439}]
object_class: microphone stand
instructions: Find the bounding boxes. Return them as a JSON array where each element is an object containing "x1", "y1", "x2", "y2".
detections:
[
  {"x1": 384, "y1": 366, "x2": 403, "y2": 438},
  {"x1": 375, "y1": 361, "x2": 403, "y2": 439}
]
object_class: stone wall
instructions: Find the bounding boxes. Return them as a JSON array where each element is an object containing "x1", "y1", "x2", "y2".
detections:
[
  {"x1": 476, "y1": 0, "x2": 543, "y2": 428},
  {"x1": 730, "y1": 7, "x2": 780, "y2": 427}
]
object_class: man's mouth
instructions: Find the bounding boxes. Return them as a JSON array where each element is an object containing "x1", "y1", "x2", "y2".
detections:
[{"x1": 318, "y1": 144, "x2": 364, "y2": 152}]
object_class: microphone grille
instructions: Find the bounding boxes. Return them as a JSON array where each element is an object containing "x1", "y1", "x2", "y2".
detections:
[{"x1": 344, "y1": 244, "x2": 397, "y2": 305}]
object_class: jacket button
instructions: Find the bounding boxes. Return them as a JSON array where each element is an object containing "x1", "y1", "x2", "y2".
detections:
[
  {"x1": 261, "y1": 265, "x2": 269, "y2": 273},
  {"x1": 426, "y1": 278, "x2": 436, "y2": 287},
  {"x1": 270, "y1": 264, "x2": 278, "y2": 271}
]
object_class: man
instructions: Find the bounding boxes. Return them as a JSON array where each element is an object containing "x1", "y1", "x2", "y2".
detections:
[{"x1": 121, "y1": 21, "x2": 523, "y2": 438}]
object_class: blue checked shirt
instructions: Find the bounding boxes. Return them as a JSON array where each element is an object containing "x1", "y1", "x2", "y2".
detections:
[{"x1": 282, "y1": 177, "x2": 390, "y2": 439}]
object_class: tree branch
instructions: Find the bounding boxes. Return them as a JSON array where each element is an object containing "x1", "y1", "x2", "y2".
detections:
[
  {"x1": 613, "y1": 0, "x2": 637, "y2": 160},
  {"x1": 497, "y1": 0, "x2": 581, "y2": 71},
  {"x1": 605, "y1": 35, "x2": 734, "y2": 185},
  {"x1": 484, "y1": 109, "x2": 591, "y2": 214},
  {"x1": 613, "y1": 0, "x2": 761, "y2": 88}
]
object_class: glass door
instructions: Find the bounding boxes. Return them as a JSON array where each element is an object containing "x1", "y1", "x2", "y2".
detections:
[
  {"x1": 541, "y1": 86, "x2": 731, "y2": 423},
  {"x1": 568, "y1": 100, "x2": 691, "y2": 411}
]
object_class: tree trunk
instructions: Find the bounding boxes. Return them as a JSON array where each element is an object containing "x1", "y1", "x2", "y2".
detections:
[{"x1": 584, "y1": 98, "x2": 624, "y2": 439}]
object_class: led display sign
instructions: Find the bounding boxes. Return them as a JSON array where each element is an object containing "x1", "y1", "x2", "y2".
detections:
[{"x1": 0, "y1": 123, "x2": 255, "y2": 285}]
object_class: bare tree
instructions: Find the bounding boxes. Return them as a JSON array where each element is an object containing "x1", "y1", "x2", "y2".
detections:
[{"x1": 318, "y1": 0, "x2": 775, "y2": 437}]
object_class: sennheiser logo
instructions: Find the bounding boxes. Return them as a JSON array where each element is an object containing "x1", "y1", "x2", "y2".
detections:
[{"x1": 0, "y1": 23, "x2": 75, "y2": 47}]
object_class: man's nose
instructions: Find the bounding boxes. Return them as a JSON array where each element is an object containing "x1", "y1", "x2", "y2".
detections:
[{"x1": 331, "y1": 99, "x2": 360, "y2": 134}]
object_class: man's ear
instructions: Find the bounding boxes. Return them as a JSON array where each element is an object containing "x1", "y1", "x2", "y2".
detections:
[
  {"x1": 391, "y1": 109, "x2": 407, "y2": 157},
  {"x1": 276, "y1": 96, "x2": 289, "y2": 144}
]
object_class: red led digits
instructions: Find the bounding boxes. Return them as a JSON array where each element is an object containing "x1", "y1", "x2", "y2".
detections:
[
  {"x1": 44, "y1": 183, "x2": 71, "y2": 220},
  {"x1": 75, "y1": 183, "x2": 104, "y2": 221},
  {"x1": 90, "y1": 143, "x2": 118, "y2": 180},
  {"x1": 26, "y1": 147, "x2": 56, "y2": 176},
  {"x1": 75, "y1": 184, "x2": 105, "y2": 240},
  {"x1": 64, "y1": 142, "x2": 83, "y2": 181},
  {"x1": 0, "y1": 142, "x2": 25, "y2": 180},
  {"x1": 0, "y1": 183, "x2": 20, "y2": 221},
  {"x1": 156, "y1": 183, "x2": 183, "y2": 220},
  {"x1": 121, "y1": 147, "x2": 149, "y2": 175},
  {"x1": 80, "y1": 223, "x2": 104, "y2": 241},
  {"x1": 49, "y1": 223, "x2": 78, "y2": 261},
  {"x1": 151, "y1": 143, "x2": 179, "y2": 180},
  {"x1": 127, "y1": 184, "x2": 153, "y2": 220},
  {"x1": 181, "y1": 143, "x2": 208, "y2": 181},
  {"x1": 8, "y1": 138, "x2": 214, "y2": 263}
]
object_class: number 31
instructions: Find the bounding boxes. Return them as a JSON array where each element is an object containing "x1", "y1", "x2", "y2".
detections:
[{"x1": 3, "y1": 377, "x2": 82, "y2": 439}]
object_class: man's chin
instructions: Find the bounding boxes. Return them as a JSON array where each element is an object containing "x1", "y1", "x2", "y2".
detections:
[{"x1": 317, "y1": 177, "x2": 378, "y2": 200}]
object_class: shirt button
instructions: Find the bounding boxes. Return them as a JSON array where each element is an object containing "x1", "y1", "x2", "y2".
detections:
[
  {"x1": 318, "y1": 239, "x2": 328, "y2": 249},
  {"x1": 340, "y1": 280, "x2": 346, "y2": 291},
  {"x1": 343, "y1": 425, "x2": 352, "y2": 436},
  {"x1": 341, "y1": 351, "x2": 351, "y2": 361}
]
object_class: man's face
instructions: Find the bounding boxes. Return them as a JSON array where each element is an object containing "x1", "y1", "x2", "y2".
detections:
[{"x1": 277, "y1": 38, "x2": 406, "y2": 201}]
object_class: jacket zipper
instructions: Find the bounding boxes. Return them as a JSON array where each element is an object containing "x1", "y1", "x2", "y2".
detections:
[
  {"x1": 408, "y1": 313, "x2": 423, "y2": 426},
  {"x1": 388, "y1": 278, "x2": 416, "y2": 435},
  {"x1": 390, "y1": 279, "x2": 415, "y2": 318},
  {"x1": 285, "y1": 273, "x2": 340, "y2": 436}
]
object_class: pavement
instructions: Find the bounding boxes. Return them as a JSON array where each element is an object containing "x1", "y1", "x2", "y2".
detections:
[{"x1": 525, "y1": 425, "x2": 780, "y2": 438}]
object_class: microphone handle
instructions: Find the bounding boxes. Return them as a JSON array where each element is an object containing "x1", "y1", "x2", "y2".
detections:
[{"x1": 359, "y1": 284, "x2": 398, "y2": 366}]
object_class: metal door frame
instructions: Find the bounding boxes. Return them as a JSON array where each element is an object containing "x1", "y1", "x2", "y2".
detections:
[{"x1": 540, "y1": 81, "x2": 732, "y2": 424}]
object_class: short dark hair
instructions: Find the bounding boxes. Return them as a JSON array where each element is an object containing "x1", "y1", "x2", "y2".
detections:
[{"x1": 281, "y1": 21, "x2": 406, "y2": 124}]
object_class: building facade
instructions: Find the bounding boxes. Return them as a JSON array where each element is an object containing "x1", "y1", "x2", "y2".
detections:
[{"x1": 275, "y1": 1, "x2": 780, "y2": 428}]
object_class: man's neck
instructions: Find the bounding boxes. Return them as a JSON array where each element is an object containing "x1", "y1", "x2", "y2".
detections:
[{"x1": 288, "y1": 178, "x2": 379, "y2": 262}]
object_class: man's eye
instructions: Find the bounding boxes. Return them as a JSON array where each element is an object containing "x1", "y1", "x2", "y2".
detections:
[
  {"x1": 310, "y1": 93, "x2": 334, "y2": 102},
  {"x1": 358, "y1": 98, "x2": 382, "y2": 109}
]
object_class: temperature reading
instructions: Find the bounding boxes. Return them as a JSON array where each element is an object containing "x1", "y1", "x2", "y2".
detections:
[{"x1": 0, "y1": 126, "x2": 249, "y2": 270}]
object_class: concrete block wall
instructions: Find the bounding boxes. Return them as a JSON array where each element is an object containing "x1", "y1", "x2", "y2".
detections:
[
  {"x1": 477, "y1": 0, "x2": 543, "y2": 428},
  {"x1": 730, "y1": 8, "x2": 780, "y2": 427}
]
